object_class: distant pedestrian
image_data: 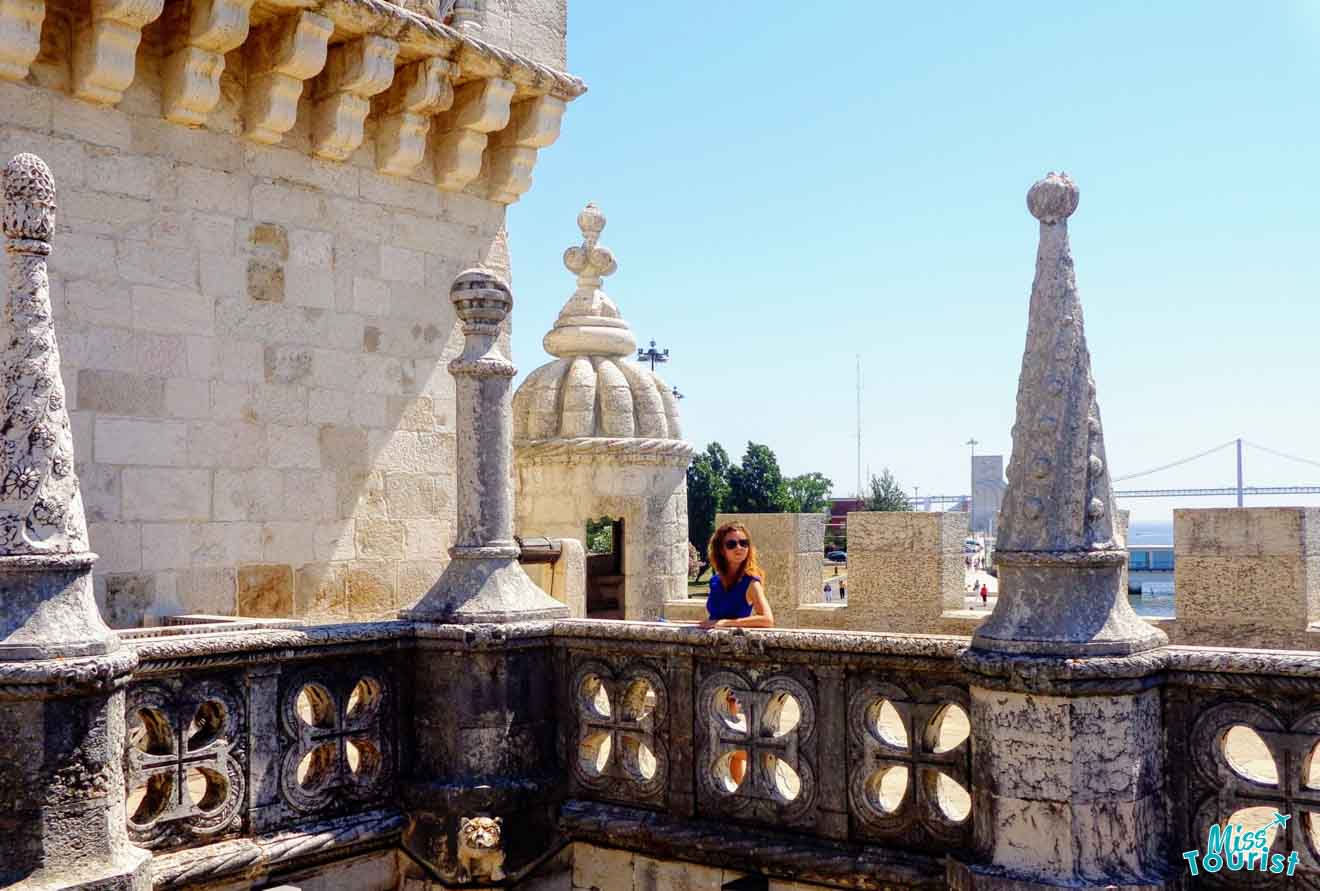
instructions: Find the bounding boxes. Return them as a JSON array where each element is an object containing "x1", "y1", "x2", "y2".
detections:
[
  {"x1": 824, "y1": 583, "x2": 833, "y2": 601},
  {"x1": 980, "y1": 583, "x2": 988, "y2": 605},
  {"x1": 840, "y1": 581, "x2": 846, "y2": 599}
]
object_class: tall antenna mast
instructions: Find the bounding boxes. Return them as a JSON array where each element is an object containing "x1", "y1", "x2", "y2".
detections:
[{"x1": 856, "y1": 354, "x2": 862, "y2": 498}]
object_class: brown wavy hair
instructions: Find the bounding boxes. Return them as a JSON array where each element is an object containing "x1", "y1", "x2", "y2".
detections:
[{"x1": 708, "y1": 521, "x2": 764, "y2": 583}]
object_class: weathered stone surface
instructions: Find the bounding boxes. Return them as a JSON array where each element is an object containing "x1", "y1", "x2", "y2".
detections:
[
  {"x1": 972, "y1": 173, "x2": 1164, "y2": 659},
  {"x1": 1174, "y1": 507, "x2": 1320, "y2": 635},
  {"x1": 844, "y1": 511, "x2": 967, "y2": 630},
  {"x1": 237, "y1": 562, "x2": 294, "y2": 616},
  {"x1": 0, "y1": 151, "x2": 150, "y2": 891}
]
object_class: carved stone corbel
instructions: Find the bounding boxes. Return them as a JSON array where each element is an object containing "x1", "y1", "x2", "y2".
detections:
[
  {"x1": 311, "y1": 35, "x2": 399, "y2": 162},
  {"x1": 485, "y1": 94, "x2": 565, "y2": 204},
  {"x1": 161, "y1": 0, "x2": 258, "y2": 125},
  {"x1": 375, "y1": 56, "x2": 454, "y2": 177},
  {"x1": 433, "y1": 77, "x2": 514, "y2": 193},
  {"x1": 0, "y1": 0, "x2": 44, "y2": 81},
  {"x1": 244, "y1": 11, "x2": 333, "y2": 145},
  {"x1": 72, "y1": 0, "x2": 163, "y2": 103}
]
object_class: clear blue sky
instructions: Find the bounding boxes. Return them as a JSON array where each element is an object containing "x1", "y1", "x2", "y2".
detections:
[{"x1": 505, "y1": 1, "x2": 1320, "y2": 523}]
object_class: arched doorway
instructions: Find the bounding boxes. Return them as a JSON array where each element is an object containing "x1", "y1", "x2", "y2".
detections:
[{"x1": 585, "y1": 516, "x2": 624, "y2": 619}]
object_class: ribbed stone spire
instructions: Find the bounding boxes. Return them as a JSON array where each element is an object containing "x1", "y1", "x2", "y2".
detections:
[
  {"x1": 543, "y1": 202, "x2": 637, "y2": 359},
  {"x1": 971, "y1": 173, "x2": 1165, "y2": 657},
  {"x1": 996, "y1": 172, "x2": 1115, "y2": 553},
  {"x1": 0, "y1": 153, "x2": 87, "y2": 556}
]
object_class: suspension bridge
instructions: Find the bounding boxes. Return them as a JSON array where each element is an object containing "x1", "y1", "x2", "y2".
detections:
[{"x1": 919, "y1": 438, "x2": 1320, "y2": 508}]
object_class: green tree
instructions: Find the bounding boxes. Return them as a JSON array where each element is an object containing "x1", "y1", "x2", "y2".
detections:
[
  {"x1": 782, "y1": 472, "x2": 833, "y2": 514},
  {"x1": 727, "y1": 442, "x2": 789, "y2": 513},
  {"x1": 686, "y1": 443, "x2": 732, "y2": 577},
  {"x1": 585, "y1": 517, "x2": 614, "y2": 554},
  {"x1": 866, "y1": 468, "x2": 911, "y2": 512}
]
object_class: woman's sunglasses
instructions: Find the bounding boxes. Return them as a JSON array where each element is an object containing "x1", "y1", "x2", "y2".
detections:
[{"x1": 724, "y1": 539, "x2": 750, "y2": 550}]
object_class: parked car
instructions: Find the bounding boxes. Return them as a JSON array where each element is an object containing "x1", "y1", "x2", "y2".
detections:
[{"x1": 826, "y1": 550, "x2": 847, "y2": 563}]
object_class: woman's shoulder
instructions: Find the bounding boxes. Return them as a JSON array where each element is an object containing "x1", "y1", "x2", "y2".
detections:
[{"x1": 741, "y1": 573, "x2": 762, "y2": 586}]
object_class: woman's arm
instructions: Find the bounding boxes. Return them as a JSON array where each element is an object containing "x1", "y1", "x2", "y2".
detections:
[{"x1": 709, "y1": 580, "x2": 774, "y2": 628}]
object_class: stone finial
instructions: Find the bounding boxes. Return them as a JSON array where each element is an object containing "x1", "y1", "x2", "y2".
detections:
[
  {"x1": 1026, "y1": 171, "x2": 1079, "y2": 224},
  {"x1": 3, "y1": 153, "x2": 56, "y2": 243},
  {"x1": 544, "y1": 202, "x2": 636, "y2": 359},
  {"x1": 969, "y1": 172, "x2": 1164, "y2": 657},
  {"x1": 563, "y1": 202, "x2": 616, "y2": 287},
  {"x1": 451, "y1": 266, "x2": 513, "y2": 338},
  {"x1": 0, "y1": 154, "x2": 87, "y2": 556}
]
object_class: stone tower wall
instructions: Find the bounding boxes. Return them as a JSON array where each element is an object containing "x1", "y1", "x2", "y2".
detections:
[{"x1": 0, "y1": 0, "x2": 572, "y2": 625}]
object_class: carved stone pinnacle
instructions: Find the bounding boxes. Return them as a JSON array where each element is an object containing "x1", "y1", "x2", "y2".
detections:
[
  {"x1": 969, "y1": 172, "x2": 1165, "y2": 658},
  {"x1": 3, "y1": 153, "x2": 57, "y2": 244},
  {"x1": 451, "y1": 267, "x2": 512, "y2": 335},
  {"x1": 545, "y1": 203, "x2": 634, "y2": 359},
  {"x1": 1026, "y1": 171, "x2": 1079, "y2": 224},
  {"x1": 563, "y1": 202, "x2": 616, "y2": 286}
]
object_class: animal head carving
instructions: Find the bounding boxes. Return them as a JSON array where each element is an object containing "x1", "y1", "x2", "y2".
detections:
[{"x1": 459, "y1": 816, "x2": 503, "y2": 851}]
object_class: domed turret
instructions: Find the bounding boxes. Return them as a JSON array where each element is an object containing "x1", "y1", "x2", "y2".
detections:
[
  {"x1": 512, "y1": 204, "x2": 693, "y2": 621},
  {"x1": 513, "y1": 203, "x2": 682, "y2": 443}
]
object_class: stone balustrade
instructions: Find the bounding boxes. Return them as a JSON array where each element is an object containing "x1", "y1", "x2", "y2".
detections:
[
  {"x1": 7, "y1": 615, "x2": 1316, "y2": 890},
  {"x1": 555, "y1": 621, "x2": 974, "y2": 889},
  {"x1": 47, "y1": 618, "x2": 978, "y2": 889},
  {"x1": 0, "y1": 0, "x2": 583, "y2": 204},
  {"x1": 114, "y1": 620, "x2": 408, "y2": 888}
]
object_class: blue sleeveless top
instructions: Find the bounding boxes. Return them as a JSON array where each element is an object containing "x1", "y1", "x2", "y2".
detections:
[{"x1": 707, "y1": 573, "x2": 761, "y2": 621}]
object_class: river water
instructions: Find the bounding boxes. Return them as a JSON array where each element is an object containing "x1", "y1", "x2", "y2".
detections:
[{"x1": 1126, "y1": 520, "x2": 1174, "y2": 618}]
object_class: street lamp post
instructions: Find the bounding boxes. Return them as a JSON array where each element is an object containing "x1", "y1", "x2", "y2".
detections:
[
  {"x1": 638, "y1": 339, "x2": 669, "y2": 372},
  {"x1": 965, "y1": 438, "x2": 978, "y2": 527}
]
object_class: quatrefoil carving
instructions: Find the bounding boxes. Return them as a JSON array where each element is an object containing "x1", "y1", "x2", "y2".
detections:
[
  {"x1": 696, "y1": 669, "x2": 817, "y2": 824},
  {"x1": 571, "y1": 661, "x2": 668, "y2": 802},
  {"x1": 279, "y1": 671, "x2": 392, "y2": 814},
  {"x1": 125, "y1": 679, "x2": 246, "y2": 849},
  {"x1": 847, "y1": 681, "x2": 971, "y2": 847},
  {"x1": 1188, "y1": 701, "x2": 1320, "y2": 875}
]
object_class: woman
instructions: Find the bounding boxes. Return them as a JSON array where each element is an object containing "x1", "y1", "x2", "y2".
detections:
[
  {"x1": 700, "y1": 521, "x2": 773, "y2": 629},
  {"x1": 699, "y1": 521, "x2": 772, "y2": 788}
]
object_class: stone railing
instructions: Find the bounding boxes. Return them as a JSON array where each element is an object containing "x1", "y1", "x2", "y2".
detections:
[
  {"x1": 1165, "y1": 645, "x2": 1320, "y2": 877},
  {"x1": 24, "y1": 617, "x2": 1320, "y2": 890},
  {"x1": 96, "y1": 619, "x2": 975, "y2": 889},
  {"x1": 553, "y1": 621, "x2": 973, "y2": 888},
  {"x1": 117, "y1": 621, "x2": 410, "y2": 889},
  {"x1": 17, "y1": 614, "x2": 1320, "y2": 890}
]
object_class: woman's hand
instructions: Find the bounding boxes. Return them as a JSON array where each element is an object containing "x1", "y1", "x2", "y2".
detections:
[{"x1": 697, "y1": 618, "x2": 725, "y2": 629}]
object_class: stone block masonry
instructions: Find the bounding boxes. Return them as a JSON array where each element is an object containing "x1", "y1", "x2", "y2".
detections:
[
  {"x1": 0, "y1": 0, "x2": 583, "y2": 625},
  {"x1": 1174, "y1": 507, "x2": 1320, "y2": 644}
]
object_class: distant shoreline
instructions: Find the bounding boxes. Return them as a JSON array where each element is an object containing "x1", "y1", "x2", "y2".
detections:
[{"x1": 1128, "y1": 520, "x2": 1173, "y2": 546}]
